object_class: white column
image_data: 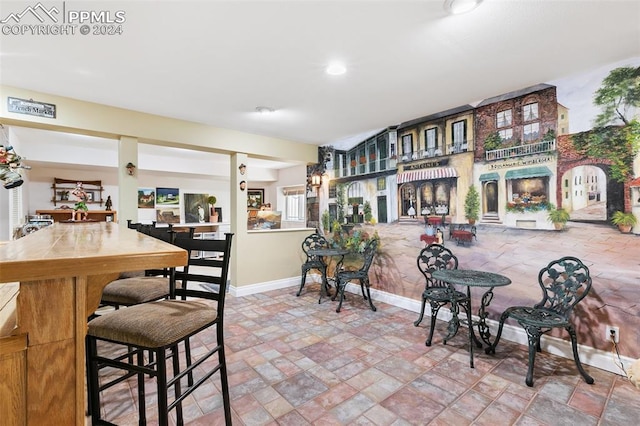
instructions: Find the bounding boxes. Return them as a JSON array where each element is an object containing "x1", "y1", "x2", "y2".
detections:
[{"x1": 118, "y1": 136, "x2": 138, "y2": 226}]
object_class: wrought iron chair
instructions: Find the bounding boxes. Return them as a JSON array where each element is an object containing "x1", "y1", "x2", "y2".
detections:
[
  {"x1": 87, "y1": 233, "x2": 234, "y2": 425},
  {"x1": 297, "y1": 232, "x2": 330, "y2": 297},
  {"x1": 486, "y1": 256, "x2": 594, "y2": 387},
  {"x1": 413, "y1": 244, "x2": 469, "y2": 347},
  {"x1": 333, "y1": 238, "x2": 378, "y2": 313}
]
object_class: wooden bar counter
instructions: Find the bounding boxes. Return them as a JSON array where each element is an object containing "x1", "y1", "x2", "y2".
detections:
[{"x1": 0, "y1": 222, "x2": 188, "y2": 426}]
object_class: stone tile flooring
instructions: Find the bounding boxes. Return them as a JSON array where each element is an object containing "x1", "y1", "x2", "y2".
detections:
[{"x1": 94, "y1": 285, "x2": 639, "y2": 425}]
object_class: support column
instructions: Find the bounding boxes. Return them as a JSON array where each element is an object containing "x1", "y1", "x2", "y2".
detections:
[{"x1": 118, "y1": 136, "x2": 138, "y2": 226}]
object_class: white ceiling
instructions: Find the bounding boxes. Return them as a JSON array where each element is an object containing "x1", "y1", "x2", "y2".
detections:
[{"x1": 1, "y1": 0, "x2": 639, "y2": 152}]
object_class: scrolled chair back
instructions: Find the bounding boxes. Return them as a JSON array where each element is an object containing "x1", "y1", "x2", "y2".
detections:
[
  {"x1": 535, "y1": 256, "x2": 592, "y2": 316},
  {"x1": 417, "y1": 243, "x2": 458, "y2": 284},
  {"x1": 359, "y1": 238, "x2": 379, "y2": 273},
  {"x1": 301, "y1": 232, "x2": 329, "y2": 258}
]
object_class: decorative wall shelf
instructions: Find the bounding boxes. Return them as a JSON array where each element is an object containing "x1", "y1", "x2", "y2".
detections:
[{"x1": 51, "y1": 178, "x2": 103, "y2": 207}]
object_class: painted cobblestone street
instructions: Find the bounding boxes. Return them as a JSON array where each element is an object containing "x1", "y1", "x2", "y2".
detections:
[{"x1": 364, "y1": 219, "x2": 640, "y2": 357}]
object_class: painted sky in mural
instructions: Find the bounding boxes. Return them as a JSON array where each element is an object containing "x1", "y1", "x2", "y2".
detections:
[{"x1": 551, "y1": 56, "x2": 640, "y2": 133}]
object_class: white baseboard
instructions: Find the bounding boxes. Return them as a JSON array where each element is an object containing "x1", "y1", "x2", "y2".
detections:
[{"x1": 230, "y1": 275, "x2": 633, "y2": 378}]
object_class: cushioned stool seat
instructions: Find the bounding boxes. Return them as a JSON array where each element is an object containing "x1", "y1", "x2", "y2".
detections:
[
  {"x1": 100, "y1": 276, "x2": 170, "y2": 306},
  {"x1": 88, "y1": 299, "x2": 216, "y2": 348}
]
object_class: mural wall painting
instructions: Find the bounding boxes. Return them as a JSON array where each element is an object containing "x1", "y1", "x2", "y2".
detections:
[{"x1": 320, "y1": 58, "x2": 640, "y2": 362}]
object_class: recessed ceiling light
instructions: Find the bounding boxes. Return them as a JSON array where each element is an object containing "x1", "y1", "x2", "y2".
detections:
[
  {"x1": 444, "y1": 0, "x2": 483, "y2": 15},
  {"x1": 255, "y1": 106, "x2": 275, "y2": 114},
  {"x1": 326, "y1": 62, "x2": 347, "y2": 76}
]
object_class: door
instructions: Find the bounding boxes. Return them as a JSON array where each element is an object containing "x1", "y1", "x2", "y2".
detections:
[{"x1": 377, "y1": 195, "x2": 387, "y2": 223}]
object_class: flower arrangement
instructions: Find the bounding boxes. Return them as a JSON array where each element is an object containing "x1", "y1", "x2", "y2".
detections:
[
  {"x1": 350, "y1": 160, "x2": 357, "y2": 167},
  {"x1": 506, "y1": 201, "x2": 552, "y2": 213},
  {"x1": 330, "y1": 223, "x2": 380, "y2": 253}
]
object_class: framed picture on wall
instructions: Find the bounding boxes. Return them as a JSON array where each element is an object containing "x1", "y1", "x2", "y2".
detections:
[
  {"x1": 156, "y1": 187, "x2": 180, "y2": 205},
  {"x1": 138, "y1": 188, "x2": 156, "y2": 209},
  {"x1": 247, "y1": 188, "x2": 264, "y2": 209},
  {"x1": 184, "y1": 193, "x2": 209, "y2": 223}
]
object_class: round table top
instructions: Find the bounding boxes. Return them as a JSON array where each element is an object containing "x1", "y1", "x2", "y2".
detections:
[
  {"x1": 307, "y1": 248, "x2": 350, "y2": 256},
  {"x1": 432, "y1": 269, "x2": 511, "y2": 288}
]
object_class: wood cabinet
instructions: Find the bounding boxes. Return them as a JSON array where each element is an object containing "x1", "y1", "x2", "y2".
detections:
[
  {"x1": 51, "y1": 178, "x2": 104, "y2": 207},
  {"x1": 36, "y1": 209, "x2": 117, "y2": 223}
]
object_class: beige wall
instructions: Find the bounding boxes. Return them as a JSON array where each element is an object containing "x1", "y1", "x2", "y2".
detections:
[{"x1": 0, "y1": 85, "x2": 318, "y2": 288}]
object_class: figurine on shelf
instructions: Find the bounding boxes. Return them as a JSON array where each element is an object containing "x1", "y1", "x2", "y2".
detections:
[
  {"x1": 0, "y1": 145, "x2": 30, "y2": 189},
  {"x1": 105, "y1": 195, "x2": 112, "y2": 211},
  {"x1": 71, "y1": 182, "x2": 89, "y2": 221}
]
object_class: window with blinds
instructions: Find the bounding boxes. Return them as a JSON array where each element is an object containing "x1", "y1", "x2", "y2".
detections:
[{"x1": 283, "y1": 186, "x2": 305, "y2": 221}]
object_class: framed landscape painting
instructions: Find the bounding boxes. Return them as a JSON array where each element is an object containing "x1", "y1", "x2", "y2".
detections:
[
  {"x1": 156, "y1": 187, "x2": 180, "y2": 205},
  {"x1": 138, "y1": 188, "x2": 155, "y2": 209}
]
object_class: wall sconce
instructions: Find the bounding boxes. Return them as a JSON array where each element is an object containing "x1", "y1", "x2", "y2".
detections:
[
  {"x1": 126, "y1": 162, "x2": 136, "y2": 176},
  {"x1": 239, "y1": 180, "x2": 246, "y2": 191},
  {"x1": 311, "y1": 173, "x2": 322, "y2": 188},
  {"x1": 239, "y1": 163, "x2": 246, "y2": 175}
]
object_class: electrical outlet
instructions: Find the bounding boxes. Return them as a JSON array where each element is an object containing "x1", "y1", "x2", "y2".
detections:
[{"x1": 604, "y1": 325, "x2": 620, "y2": 343}]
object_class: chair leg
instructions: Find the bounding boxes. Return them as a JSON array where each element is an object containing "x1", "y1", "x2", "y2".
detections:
[
  {"x1": 297, "y1": 269, "x2": 307, "y2": 296},
  {"x1": 523, "y1": 325, "x2": 541, "y2": 387},
  {"x1": 567, "y1": 325, "x2": 595, "y2": 385},
  {"x1": 336, "y1": 279, "x2": 346, "y2": 313},
  {"x1": 137, "y1": 349, "x2": 147, "y2": 424},
  {"x1": 87, "y1": 336, "x2": 102, "y2": 424},
  {"x1": 485, "y1": 310, "x2": 509, "y2": 355},
  {"x1": 425, "y1": 302, "x2": 440, "y2": 346},
  {"x1": 157, "y1": 347, "x2": 169, "y2": 426},
  {"x1": 218, "y1": 324, "x2": 233, "y2": 426},
  {"x1": 172, "y1": 345, "x2": 183, "y2": 425},
  {"x1": 414, "y1": 298, "x2": 427, "y2": 326},
  {"x1": 183, "y1": 338, "x2": 194, "y2": 386},
  {"x1": 363, "y1": 279, "x2": 377, "y2": 312}
]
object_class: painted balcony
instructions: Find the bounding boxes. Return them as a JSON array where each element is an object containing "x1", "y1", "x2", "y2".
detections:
[{"x1": 485, "y1": 139, "x2": 556, "y2": 161}]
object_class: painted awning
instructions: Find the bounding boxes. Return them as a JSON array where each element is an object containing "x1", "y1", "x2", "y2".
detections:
[
  {"x1": 397, "y1": 167, "x2": 457, "y2": 184},
  {"x1": 479, "y1": 172, "x2": 500, "y2": 182},
  {"x1": 629, "y1": 177, "x2": 640, "y2": 188},
  {"x1": 505, "y1": 166, "x2": 553, "y2": 180}
]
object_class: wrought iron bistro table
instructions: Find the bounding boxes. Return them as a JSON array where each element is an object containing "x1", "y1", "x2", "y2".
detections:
[
  {"x1": 431, "y1": 269, "x2": 512, "y2": 368},
  {"x1": 306, "y1": 247, "x2": 350, "y2": 302}
]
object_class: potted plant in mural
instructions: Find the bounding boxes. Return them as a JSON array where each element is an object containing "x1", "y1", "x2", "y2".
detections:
[
  {"x1": 321, "y1": 210, "x2": 331, "y2": 235},
  {"x1": 547, "y1": 206, "x2": 570, "y2": 230},
  {"x1": 611, "y1": 211, "x2": 637, "y2": 233},
  {"x1": 363, "y1": 201, "x2": 372, "y2": 223},
  {"x1": 464, "y1": 185, "x2": 480, "y2": 225},
  {"x1": 207, "y1": 195, "x2": 218, "y2": 222}
]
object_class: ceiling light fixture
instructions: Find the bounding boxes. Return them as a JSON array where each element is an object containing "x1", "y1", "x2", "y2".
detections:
[
  {"x1": 443, "y1": 0, "x2": 483, "y2": 15},
  {"x1": 255, "y1": 106, "x2": 274, "y2": 114},
  {"x1": 326, "y1": 62, "x2": 347, "y2": 76}
]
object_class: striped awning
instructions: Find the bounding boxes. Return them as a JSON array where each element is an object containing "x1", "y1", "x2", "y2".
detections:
[
  {"x1": 505, "y1": 166, "x2": 552, "y2": 180},
  {"x1": 479, "y1": 172, "x2": 500, "y2": 182},
  {"x1": 629, "y1": 177, "x2": 640, "y2": 188},
  {"x1": 397, "y1": 167, "x2": 457, "y2": 184}
]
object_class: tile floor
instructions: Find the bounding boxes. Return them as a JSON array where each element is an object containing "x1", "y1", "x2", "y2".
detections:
[{"x1": 94, "y1": 284, "x2": 639, "y2": 426}]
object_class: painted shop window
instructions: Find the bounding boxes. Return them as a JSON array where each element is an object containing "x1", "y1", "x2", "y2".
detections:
[
  {"x1": 497, "y1": 109, "x2": 512, "y2": 128},
  {"x1": 507, "y1": 178, "x2": 549, "y2": 212},
  {"x1": 523, "y1": 122, "x2": 540, "y2": 142},
  {"x1": 523, "y1": 103, "x2": 539, "y2": 121}
]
